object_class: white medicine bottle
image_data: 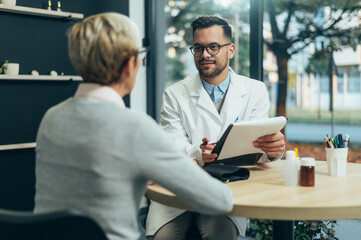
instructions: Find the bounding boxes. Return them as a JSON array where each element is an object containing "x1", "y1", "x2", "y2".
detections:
[{"x1": 284, "y1": 150, "x2": 298, "y2": 186}]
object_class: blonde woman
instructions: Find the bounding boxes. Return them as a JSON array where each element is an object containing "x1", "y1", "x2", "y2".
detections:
[{"x1": 34, "y1": 13, "x2": 233, "y2": 240}]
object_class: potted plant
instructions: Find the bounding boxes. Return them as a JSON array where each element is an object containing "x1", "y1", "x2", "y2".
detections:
[
  {"x1": 294, "y1": 220, "x2": 338, "y2": 240},
  {"x1": 247, "y1": 219, "x2": 338, "y2": 240},
  {"x1": 0, "y1": 0, "x2": 17, "y2": 6},
  {"x1": 1, "y1": 60, "x2": 20, "y2": 75},
  {"x1": 0, "y1": 60, "x2": 8, "y2": 74}
]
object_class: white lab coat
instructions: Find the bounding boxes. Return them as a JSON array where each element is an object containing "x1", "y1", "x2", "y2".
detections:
[{"x1": 146, "y1": 69, "x2": 271, "y2": 237}]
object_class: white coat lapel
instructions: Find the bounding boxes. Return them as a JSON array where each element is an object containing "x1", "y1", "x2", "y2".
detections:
[
  {"x1": 219, "y1": 72, "x2": 247, "y2": 132},
  {"x1": 189, "y1": 74, "x2": 222, "y2": 124}
]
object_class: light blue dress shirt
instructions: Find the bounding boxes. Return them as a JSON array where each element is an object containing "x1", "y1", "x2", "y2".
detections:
[{"x1": 201, "y1": 73, "x2": 231, "y2": 104}]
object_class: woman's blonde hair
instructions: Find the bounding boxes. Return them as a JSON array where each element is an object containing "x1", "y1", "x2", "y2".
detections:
[{"x1": 68, "y1": 12, "x2": 140, "y2": 85}]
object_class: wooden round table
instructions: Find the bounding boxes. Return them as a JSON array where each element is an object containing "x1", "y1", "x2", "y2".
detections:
[{"x1": 147, "y1": 160, "x2": 361, "y2": 239}]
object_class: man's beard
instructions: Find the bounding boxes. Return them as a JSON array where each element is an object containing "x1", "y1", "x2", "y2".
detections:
[{"x1": 197, "y1": 58, "x2": 227, "y2": 79}]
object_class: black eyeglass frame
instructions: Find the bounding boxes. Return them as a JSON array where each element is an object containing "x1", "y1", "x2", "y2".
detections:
[
  {"x1": 189, "y1": 43, "x2": 231, "y2": 57},
  {"x1": 138, "y1": 47, "x2": 149, "y2": 61}
]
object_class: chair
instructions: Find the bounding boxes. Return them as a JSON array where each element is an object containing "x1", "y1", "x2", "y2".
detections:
[
  {"x1": 138, "y1": 206, "x2": 148, "y2": 240},
  {"x1": 186, "y1": 224, "x2": 202, "y2": 239},
  {"x1": 0, "y1": 208, "x2": 108, "y2": 240}
]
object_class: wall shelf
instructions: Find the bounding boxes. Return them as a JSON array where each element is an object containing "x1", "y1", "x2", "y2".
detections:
[
  {"x1": 0, "y1": 4, "x2": 84, "y2": 19},
  {"x1": 0, "y1": 74, "x2": 82, "y2": 81},
  {"x1": 0, "y1": 142, "x2": 36, "y2": 151}
]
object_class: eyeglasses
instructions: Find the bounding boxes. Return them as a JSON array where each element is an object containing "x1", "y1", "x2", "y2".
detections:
[
  {"x1": 189, "y1": 43, "x2": 231, "y2": 57},
  {"x1": 138, "y1": 47, "x2": 149, "y2": 61}
]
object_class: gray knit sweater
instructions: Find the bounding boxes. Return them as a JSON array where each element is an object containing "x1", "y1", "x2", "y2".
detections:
[{"x1": 34, "y1": 85, "x2": 232, "y2": 240}]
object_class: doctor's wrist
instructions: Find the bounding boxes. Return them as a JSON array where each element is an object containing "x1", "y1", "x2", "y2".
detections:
[{"x1": 267, "y1": 145, "x2": 286, "y2": 161}]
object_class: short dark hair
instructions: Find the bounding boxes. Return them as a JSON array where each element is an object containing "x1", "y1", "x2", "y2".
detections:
[{"x1": 191, "y1": 16, "x2": 232, "y2": 41}]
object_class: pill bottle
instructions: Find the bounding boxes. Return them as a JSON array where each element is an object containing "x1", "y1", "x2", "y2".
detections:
[
  {"x1": 284, "y1": 150, "x2": 298, "y2": 186},
  {"x1": 300, "y1": 157, "x2": 315, "y2": 186}
]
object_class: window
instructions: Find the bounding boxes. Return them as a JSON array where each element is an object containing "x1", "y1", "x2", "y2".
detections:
[{"x1": 348, "y1": 71, "x2": 361, "y2": 93}]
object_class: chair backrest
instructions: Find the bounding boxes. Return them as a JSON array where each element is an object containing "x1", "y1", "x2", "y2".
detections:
[{"x1": 0, "y1": 208, "x2": 109, "y2": 240}]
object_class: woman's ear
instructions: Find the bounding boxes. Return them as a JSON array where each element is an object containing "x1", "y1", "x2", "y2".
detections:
[
  {"x1": 123, "y1": 56, "x2": 135, "y2": 76},
  {"x1": 123, "y1": 56, "x2": 139, "y2": 79}
]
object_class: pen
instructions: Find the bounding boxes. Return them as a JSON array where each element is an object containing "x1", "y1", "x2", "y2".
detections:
[
  {"x1": 334, "y1": 137, "x2": 338, "y2": 148},
  {"x1": 327, "y1": 138, "x2": 334, "y2": 148},
  {"x1": 294, "y1": 148, "x2": 299, "y2": 158},
  {"x1": 345, "y1": 134, "x2": 350, "y2": 148},
  {"x1": 201, "y1": 140, "x2": 217, "y2": 145},
  {"x1": 324, "y1": 137, "x2": 330, "y2": 148},
  {"x1": 337, "y1": 134, "x2": 343, "y2": 148}
]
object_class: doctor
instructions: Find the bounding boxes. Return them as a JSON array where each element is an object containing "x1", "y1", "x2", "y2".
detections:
[{"x1": 146, "y1": 16, "x2": 285, "y2": 240}]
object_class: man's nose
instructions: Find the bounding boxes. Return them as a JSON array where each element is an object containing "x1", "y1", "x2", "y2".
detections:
[{"x1": 201, "y1": 47, "x2": 211, "y2": 57}]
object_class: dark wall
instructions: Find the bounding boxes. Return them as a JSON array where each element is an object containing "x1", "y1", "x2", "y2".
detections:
[
  {"x1": 0, "y1": 0, "x2": 129, "y2": 211},
  {"x1": 0, "y1": 0, "x2": 130, "y2": 75},
  {"x1": 0, "y1": 149, "x2": 36, "y2": 210}
]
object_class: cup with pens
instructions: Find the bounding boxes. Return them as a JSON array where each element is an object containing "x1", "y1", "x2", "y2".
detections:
[{"x1": 324, "y1": 133, "x2": 350, "y2": 177}]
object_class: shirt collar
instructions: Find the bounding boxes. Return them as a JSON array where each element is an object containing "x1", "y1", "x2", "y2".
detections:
[
  {"x1": 74, "y1": 83, "x2": 125, "y2": 108},
  {"x1": 201, "y1": 72, "x2": 231, "y2": 95},
  {"x1": 218, "y1": 73, "x2": 231, "y2": 93}
]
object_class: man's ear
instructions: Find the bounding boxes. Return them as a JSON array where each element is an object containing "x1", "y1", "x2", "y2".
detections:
[{"x1": 228, "y1": 43, "x2": 236, "y2": 59}]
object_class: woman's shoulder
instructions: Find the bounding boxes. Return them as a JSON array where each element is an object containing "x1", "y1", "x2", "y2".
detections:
[{"x1": 115, "y1": 107, "x2": 159, "y2": 130}]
